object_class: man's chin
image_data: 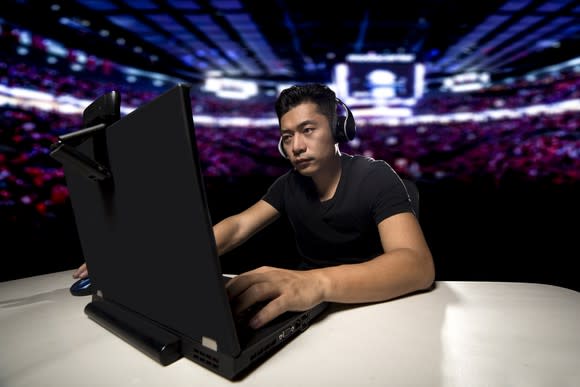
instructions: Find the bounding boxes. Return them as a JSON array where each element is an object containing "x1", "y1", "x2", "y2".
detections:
[
  {"x1": 296, "y1": 170, "x2": 314, "y2": 177},
  {"x1": 294, "y1": 163, "x2": 315, "y2": 176}
]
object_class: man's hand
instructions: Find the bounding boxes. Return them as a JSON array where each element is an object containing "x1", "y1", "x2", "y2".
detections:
[
  {"x1": 226, "y1": 266, "x2": 326, "y2": 329},
  {"x1": 73, "y1": 263, "x2": 88, "y2": 279}
]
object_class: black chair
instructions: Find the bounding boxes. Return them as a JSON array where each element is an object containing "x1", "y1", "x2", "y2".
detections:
[{"x1": 402, "y1": 179, "x2": 420, "y2": 219}]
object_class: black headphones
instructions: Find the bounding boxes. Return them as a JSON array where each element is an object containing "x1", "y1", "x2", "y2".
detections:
[{"x1": 278, "y1": 98, "x2": 357, "y2": 159}]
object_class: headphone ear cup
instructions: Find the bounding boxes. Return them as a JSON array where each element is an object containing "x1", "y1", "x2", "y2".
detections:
[
  {"x1": 335, "y1": 99, "x2": 356, "y2": 143},
  {"x1": 344, "y1": 111, "x2": 356, "y2": 141},
  {"x1": 334, "y1": 114, "x2": 356, "y2": 143},
  {"x1": 278, "y1": 137, "x2": 288, "y2": 159},
  {"x1": 334, "y1": 116, "x2": 348, "y2": 143}
]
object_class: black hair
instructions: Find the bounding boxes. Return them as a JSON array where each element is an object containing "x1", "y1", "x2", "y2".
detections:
[{"x1": 275, "y1": 83, "x2": 337, "y2": 129}]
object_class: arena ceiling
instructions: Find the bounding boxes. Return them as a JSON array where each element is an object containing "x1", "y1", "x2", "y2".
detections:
[{"x1": 4, "y1": 0, "x2": 580, "y2": 84}]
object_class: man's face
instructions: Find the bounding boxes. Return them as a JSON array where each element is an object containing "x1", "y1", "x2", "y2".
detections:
[{"x1": 279, "y1": 102, "x2": 337, "y2": 177}]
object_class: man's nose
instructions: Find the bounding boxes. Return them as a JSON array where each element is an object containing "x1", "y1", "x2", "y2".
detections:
[{"x1": 292, "y1": 133, "x2": 306, "y2": 155}]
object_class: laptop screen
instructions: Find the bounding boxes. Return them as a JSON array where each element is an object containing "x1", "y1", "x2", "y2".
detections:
[{"x1": 63, "y1": 84, "x2": 242, "y2": 356}]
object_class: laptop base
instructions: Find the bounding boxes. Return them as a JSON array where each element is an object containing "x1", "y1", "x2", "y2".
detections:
[
  {"x1": 85, "y1": 297, "x2": 182, "y2": 366},
  {"x1": 85, "y1": 294, "x2": 328, "y2": 380}
]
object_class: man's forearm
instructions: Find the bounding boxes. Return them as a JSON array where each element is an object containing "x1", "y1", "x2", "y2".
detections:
[
  {"x1": 312, "y1": 248, "x2": 435, "y2": 304},
  {"x1": 212, "y1": 200, "x2": 280, "y2": 257},
  {"x1": 213, "y1": 217, "x2": 243, "y2": 256}
]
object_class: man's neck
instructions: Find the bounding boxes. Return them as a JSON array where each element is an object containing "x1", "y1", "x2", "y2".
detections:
[{"x1": 312, "y1": 154, "x2": 342, "y2": 202}]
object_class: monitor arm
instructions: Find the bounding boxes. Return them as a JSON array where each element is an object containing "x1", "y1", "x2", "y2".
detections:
[
  {"x1": 49, "y1": 90, "x2": 120, "y2": 182},
  {"x1": 49, "y1": 123, "x2": 111, "y2": 181}
]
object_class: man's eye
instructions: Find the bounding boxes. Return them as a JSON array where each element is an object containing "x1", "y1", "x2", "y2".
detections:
[
  {"x1": 303, "y1": 127, "x2": 313, "y2": 134},
  {"x1": 282, "y1": 135, "x2": 292, "y2": 143}
]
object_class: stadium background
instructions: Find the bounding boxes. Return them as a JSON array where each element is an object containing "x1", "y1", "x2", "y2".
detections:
[{"x1": 1, "y1": 0, "x2": 578, "y2": 291}]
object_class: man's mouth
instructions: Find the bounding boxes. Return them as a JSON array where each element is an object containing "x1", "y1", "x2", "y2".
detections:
[{"x1": 294, "y1": 158, "x2": 312, "y2": 166}]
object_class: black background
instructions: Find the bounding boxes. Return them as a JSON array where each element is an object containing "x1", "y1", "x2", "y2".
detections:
[{"x1": 3, "y1": 175, "x2": 578, "y2": 292}]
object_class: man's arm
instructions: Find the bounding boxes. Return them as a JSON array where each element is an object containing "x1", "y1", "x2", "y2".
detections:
[
  {"x1": 314, "y1": 212, "x2": 434, "y2": 302},
  {"x1": 226, "y1": 212, "x2": 435, "y2": 329},
  {"x1": 213, "y1": 199, "x2": 280, "y2": 256}
]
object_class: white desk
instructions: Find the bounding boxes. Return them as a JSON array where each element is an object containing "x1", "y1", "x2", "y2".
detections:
[{"x1": 1, "y1": 271, "x2": 579, "y2": 386}]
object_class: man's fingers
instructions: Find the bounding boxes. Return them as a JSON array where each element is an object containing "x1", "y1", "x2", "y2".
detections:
[
  {"x1": 250, "y1": 297, "x2": 286, "y2": 329},
  {"x1": 73, "y1": 263, "x2": 88, "y2": 279},
  {"x1": 226, "y1": 270, "x2": 271, "y2": 299},
  {"x1": 233, "y1": 281, "x2": 279, "y2": 315},
  {"x1": 225, "y1": 267, "x2": 313, "y2": 329}
]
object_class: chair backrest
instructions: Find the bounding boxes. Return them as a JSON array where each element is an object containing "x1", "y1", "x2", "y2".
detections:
[{"x1": 402, "y1": 179, "x2": 420, "y2": 219}]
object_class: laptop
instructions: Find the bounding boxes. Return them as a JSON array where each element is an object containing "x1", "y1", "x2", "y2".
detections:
[{"x1": 52, "y1": 83, "x2": 328, "y2": 380}]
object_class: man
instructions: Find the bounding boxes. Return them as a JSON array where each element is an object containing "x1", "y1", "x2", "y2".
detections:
[{"x1": 74, "y1": 83, "x2": 435, "y2": 329}]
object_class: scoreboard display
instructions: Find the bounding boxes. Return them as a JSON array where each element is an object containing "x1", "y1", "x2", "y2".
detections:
[{"x1": 334, "y1": 54, "x2": 423, "y2": 103}]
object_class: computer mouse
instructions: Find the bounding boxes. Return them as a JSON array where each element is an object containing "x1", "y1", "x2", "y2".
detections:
[{"x1": 70, "y1": 277, "x2": 93, "y2": 296}]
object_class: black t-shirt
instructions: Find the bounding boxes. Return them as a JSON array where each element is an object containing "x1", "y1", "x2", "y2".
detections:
[{"x1": 262, "y1": 153, "x2": 413, "y2": 268}]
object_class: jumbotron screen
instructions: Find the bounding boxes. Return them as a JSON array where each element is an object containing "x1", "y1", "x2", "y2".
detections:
[{"x1": 335, "y1": 54, "x2": 423, "y2": 102}]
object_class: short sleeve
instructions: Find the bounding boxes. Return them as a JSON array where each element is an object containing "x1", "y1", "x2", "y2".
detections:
[
  {"x1": 367, "y1": 161, "x2": 413, "y2": 224},
  {"x1": 261, "y1": 172, "x2": 289, "y2": 214}
]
